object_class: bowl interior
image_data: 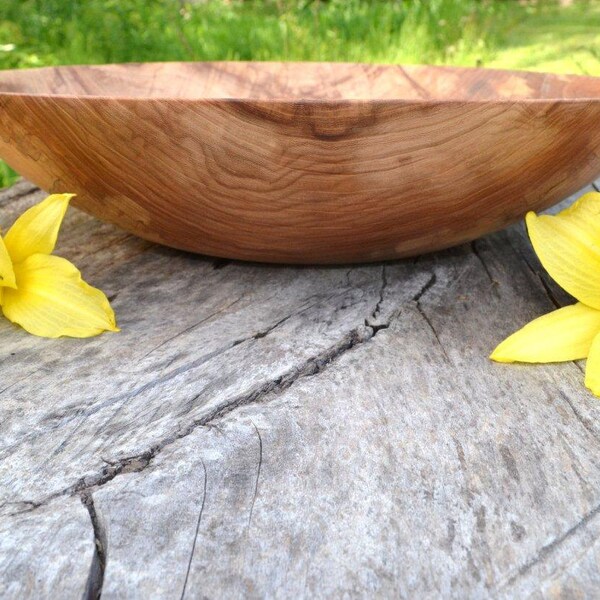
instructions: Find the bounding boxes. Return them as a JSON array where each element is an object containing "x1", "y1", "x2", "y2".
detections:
[{"x1": 1, "y1": 62, "x2": 600, "y2": 101}]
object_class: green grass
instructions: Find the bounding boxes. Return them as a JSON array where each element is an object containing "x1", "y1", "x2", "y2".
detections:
[
  {"x1": 0, "y1": 0, "x2": 516, "y2": 67},
  {"x1": 488, "y1": 0, "x2": 600, "y2": 75},
  {"x1": 0, "y1": 161, "x2": 17, "y2": 190},
  {"x1": 0, "y1": 0, "x2": 599, "y2": 188}
]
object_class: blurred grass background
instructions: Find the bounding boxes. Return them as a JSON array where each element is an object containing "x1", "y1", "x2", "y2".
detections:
[{"x1": 1, "y1": 0, "x2": 599, "y2": 188}]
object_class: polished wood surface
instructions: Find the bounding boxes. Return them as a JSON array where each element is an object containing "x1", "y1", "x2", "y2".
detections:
[{"x1": 1, "y1": 62, "x2": 600, "y2": 263}]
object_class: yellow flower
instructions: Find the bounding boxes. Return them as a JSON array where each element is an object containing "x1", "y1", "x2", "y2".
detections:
[
  {"x1": 491, "y1": 191, "x2": 600, "y2": 396},
  {"x1": 0, "y1": 194, "x2": 119, "y2": 338}
]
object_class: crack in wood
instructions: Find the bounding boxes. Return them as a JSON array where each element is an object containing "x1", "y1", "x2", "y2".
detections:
[
  {"x1": 252, "y1": 313, "x2": 295, "y2": 340},
  {"x1": 2, "y1": 279, "x2": 395, "y2": 509},
  {"x1": 470, "y1": 240, "x2": 496, "y2": 286},
  {"x1": 415, "y1": 302, "x2": 451, "y2": 362},
  {"x1": 371, "y1": 265, "x2": 388, "y2": 319},
  {"x1": 80, "y1": 491, "x2": 107, "y2": 600},
  {"x1": 8, "y1": 311, "x2": 396, "y2": 512},
  {"x1": 411, "y1": 273, "x2": 437, "y2": 303},
  {"x1": 536, "y1": 273, "x2": 562, "y2": 310},
  {"x1": 59, "y1": 290, "x2": 358, "y2": 431},
  {"x1": 408, "y1": 271, "x2": 450, "y2": 360}
]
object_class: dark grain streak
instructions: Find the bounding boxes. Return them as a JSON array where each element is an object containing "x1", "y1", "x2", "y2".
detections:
[
  {"x1": 180, "y1": 458, "x2": 207, "y2": 600},
  {"x1": 503, "y1": 501, "x2": 600, "y2": 589},
  {"x1": 558, "y1": 391, "x2": 600, "y2": 442},
  {"x1": 248, "y1": 422, "x2": 263, "y2": 527}
]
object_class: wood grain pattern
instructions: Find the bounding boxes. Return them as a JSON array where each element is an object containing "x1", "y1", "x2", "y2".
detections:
[
  {"x1": 1, "y1": 62, "x2": 600, "y2": 263},
  {"x1": 2, "y1": 179, "x2": 600, "y2": 598}
]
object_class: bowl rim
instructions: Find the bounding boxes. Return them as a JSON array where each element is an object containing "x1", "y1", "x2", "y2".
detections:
[{"x1": 1, "y1": 60, "x2": 599, "y2": 104}]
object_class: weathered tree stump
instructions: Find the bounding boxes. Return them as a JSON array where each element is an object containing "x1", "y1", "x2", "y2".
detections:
[{"x1": 1, "y1": 179, "x2": 600, "y2": 598}]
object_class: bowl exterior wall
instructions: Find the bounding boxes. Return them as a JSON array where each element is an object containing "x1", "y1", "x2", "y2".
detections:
[{"x1": 1, "y1": 94, "x2": 600, "y2": 263}]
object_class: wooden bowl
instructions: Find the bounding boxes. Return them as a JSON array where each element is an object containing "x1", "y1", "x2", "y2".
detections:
[{"x1": 1, "y1": 62, "x2": 600, "y2": 264}]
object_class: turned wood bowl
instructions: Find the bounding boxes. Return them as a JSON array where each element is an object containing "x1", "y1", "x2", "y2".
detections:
[{"x1": 1, "y1": 62, "x2": 600, "y2": 264}]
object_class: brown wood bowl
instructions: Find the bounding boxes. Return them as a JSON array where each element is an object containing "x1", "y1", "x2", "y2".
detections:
[{"x1": 1, "y1": 62, "x2": 600, "y2": 264}]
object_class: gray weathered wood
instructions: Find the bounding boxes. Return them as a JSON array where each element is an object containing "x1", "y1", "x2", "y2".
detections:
[
  {"x1": 1, "y1": 178, "x2": 600, "y2": 598},
  {"x1": 0, "y1": 496, "x2": 95, "y2": 598}
]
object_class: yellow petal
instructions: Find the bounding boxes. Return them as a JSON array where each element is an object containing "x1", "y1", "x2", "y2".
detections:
[
  {"x1": 526, "y1": 192, "x2": 600, "y2": 309},
  {"x1": 4, "y1": 194, "x2": 74, "y2": 264},
  {"x1": 0, "y1": 234, "x2": 16, "y2": 290},
  {"x1": 490, "y1": 302, "x2": 600, "y2": 363},
  {"x1": 1, "y1": 253, "x2": 119, "y2": 338},
  {"x1": 585, "y1": 331, "x2": 600, "y2": 397}
]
